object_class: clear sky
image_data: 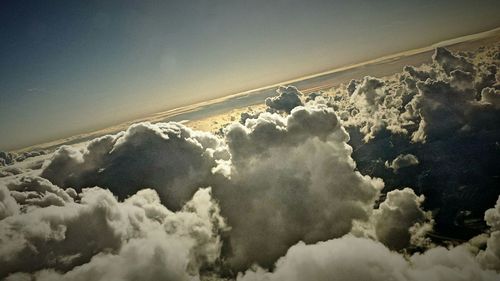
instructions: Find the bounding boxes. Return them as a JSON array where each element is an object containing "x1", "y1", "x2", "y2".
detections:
[{"x1": 1, "y1": 0, "x2": 500, "y2": 150}]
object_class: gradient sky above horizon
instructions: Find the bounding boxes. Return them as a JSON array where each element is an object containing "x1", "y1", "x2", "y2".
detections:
[{"x1": 1, "y1": 0, "x2": 500, "y2": 150}]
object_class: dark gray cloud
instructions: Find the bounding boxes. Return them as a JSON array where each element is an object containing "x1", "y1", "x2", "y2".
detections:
[
  {"x1": 481, "y1": 87, "x2": 500, "y2": 109},
  {"x1": 325, "y1": 45, "x2": 500, "y2": 241},
  {"x1": 265, "y1": 86, "x2": 304, "y2": 113},
  {"x1": 371, "y1": 188, "x2": 432, "y2": 250},
  {"x1": 0, "y1": 152, "x2": 15, "y2": 167},
  {"x1": 40, "y1": 122, "x2": 227, "y2": 210},
  {"x1": 0, "y1": 151, "x2": 46, "y2": 167},
  {"x1": 433, "y1": 47, "x2": 474, "y2": 75},
  {"x1": 385, "y1": 154, "x2": 419, "y2": 172}
]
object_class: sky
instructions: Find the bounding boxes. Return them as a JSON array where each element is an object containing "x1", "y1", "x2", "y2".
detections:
[{"x1": 1, "y1": 0, "x2": 500, "y2": 151}]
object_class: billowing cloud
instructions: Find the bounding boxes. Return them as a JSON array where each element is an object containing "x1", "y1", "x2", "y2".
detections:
[
  {"x1": 0, "y1": 185, "x2": 226, "y2": 280},
  {"x1": 219, "y1": 103, "x2": 383, "y2": 269},
  {"x1": 34, "y1": 102, "x2": 385, "y2": 271},
  {"x1": 0, "y1": 151, "x2": 46, "y2": 167},
  {"x1": 478, "y1": 196, "x2": 500, "y2": 270},
  {"x1": 371, "y1": 188, "x2": 432, "y2": 250},
  {"x1": 481, "y1": 87, "x2": 500, "y2": 109},
  {"x1": 40, "y1": 122, "x2": 227, "y2": 210},
  {"x1": 237, "y1": 235, "x2": 499, "y2": 281},
  {"x1": 433, "y1": 47, "x2": 474, "y2": 75},
  {"x1": 1, "y1": 43, "x2": 499, "y2": 280},
  {"x1": 0, "y1": 152, "x2": 15, "y2": 167},
  {"x1": 265, "y1": 86, "x2": 303, "y2": 113},
  {"x1": 0, "y1": 185, "x2": 19, "y2": 219},
  {"x1": 324, "y1": 44, "x2": 500, "y2": 240},
  {"x1": 3, "y1": 176, "x2": 75, "y2": 209},
  {"x1": 385, "y1": 154, "x2": 419, "y2": 172},
  {"x1": 329, "y1": 45, "x2": 500, "y2": 144}
]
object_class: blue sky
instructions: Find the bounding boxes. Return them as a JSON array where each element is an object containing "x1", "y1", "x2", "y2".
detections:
[{"x1": 1, "y1": 0, "x2": 500, "y2": 150}]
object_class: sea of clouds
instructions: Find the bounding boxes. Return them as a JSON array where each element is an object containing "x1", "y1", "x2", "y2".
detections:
[{"x1": 1, "y1": 45, "x2": 499, "y2": 280}]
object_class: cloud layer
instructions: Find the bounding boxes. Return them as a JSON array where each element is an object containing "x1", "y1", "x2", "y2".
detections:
[
  {"x1": 1, "y1": 44, "x2": 500, "y2": 280},
  {"x1": 1, "y1": 181, "x2": 226, "y2": 280}
]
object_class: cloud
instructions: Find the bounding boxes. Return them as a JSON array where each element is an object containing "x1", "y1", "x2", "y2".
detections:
[
  {"x1": 237, "y1": 235, "x2": 499, "y2": 281},
  {"x1": 323, "y1": 45, "x2": 500, "y2": 239},
  {"x1": 3, "y1": 176, "x2": 75, "y2": 209},
  {"x1": 35, "y1": 102, "x2": 384, "y2": 272},
  {"x1": 0, "y1": 185, "x2": 19, "y2": 219},
  {"x1": 0, "y1": 167, "x2": 25, "y2": 178},
  {"x1": 371, "y1": 188, "x2": 433, "y2": 250},
  {"x1": 328, "y1": 45, "x2": 500, "y2": 144},
  {"x1": 385, "y1": 154, "x2": 419, "y2": 172},
  {"x1": 2, "y1": 43, "x2": 499, "y2": 280},
  {"x1": 433, "y1": 47, "x2": 474, "y2": 75},
  {"x1": 265, "y1": 86, "x2": 303, "y2": 113},
  {"x1": 40, "y1": 122, "x2": 228, "y2": 210},
  {"x1": 218, "y1": 103, "x2": 383, "y2": 269},
  {"x1": 477, "y1": 196, "x2": 500, "y2": 270},
  {"x1": 346, "y1": 79, "x2": 359, "y2": 96},
  {"x1": 0, "y1": 186, "x2": 226, "y2": 280},
  {"x1": 350, "y1": 187, "x2": 433, "y2": 251},
  {"x1": 0, "y1": 151, "x2": 47, "y2": 167},
  {"x1": 305, "y1": 92, "x2": 323, "y2": 102},
  {"x1": 338, "y1": 75, "x2": 411, "y2": 142},
  {"x1": 0, "y1": 152, "x2": 15, "y2": 167},
  {"x1": 481, "y1": 87, "x2": 500, "y2": 109}
]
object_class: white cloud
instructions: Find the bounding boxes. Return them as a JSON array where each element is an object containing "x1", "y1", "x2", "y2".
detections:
[
  {"x1": 0, "y1": 186, "x2": 227, "y2": 279},
  {"x1": 26, "y1": 102, "x2": 385, "y2": 272},
  {"x1": 40, "y1": 122, "x2": 227, "y2": 210},
  {"x1": 237, "y1": 235, "x2": 499, "y2": 281},
  {"x1": 1, "y1": 43, "x2": 499, "y2": 280},
  {"x1": 385, "y1": 154, "x2": 419, "y2": 172},
  {"x1": 478, "y1": 196, "x2": 500, "y2": 270},
  {"x1": 219, "y1": 103, "x2": 383, "y2": 269},
  {"x1": 371, "y1": 188, "x2": 432, "y2": 250}
]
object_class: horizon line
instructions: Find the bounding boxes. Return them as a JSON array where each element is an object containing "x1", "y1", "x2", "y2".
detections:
[{"x1": 9, "y1": 25, "x2": 500, "y2": 153}]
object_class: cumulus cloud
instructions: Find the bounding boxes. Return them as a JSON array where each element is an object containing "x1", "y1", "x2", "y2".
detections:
[
  {"x1": 399, "y1": 47, "x2": 500, "y2": 142},
  {"x1": 32, "y1": 102, "x2": 385, "y2": 272},
  {"x1": 41, "y1": 122, "x2": 228, "y2": 210},
  {"x1": 0, "y1": 151, "x2": 46, "y2": 167},
  {"x1": 477, "y1": 196, "x2": 500, "y2": 270},
  {"x1": 237, "y1": 235, "x2": 499, "y2": 281},
  {"x1": 385, "y1": 153, "x2": 419, "y2": 172},
  {"x1": 328, "y1": 45, "x2": 500, "y2": 144},
  {"x1": 2, "y1": 43, "x2": 499, "y2": 280},
  {"x1": 0, "y1": 186, "x2": 226, "y2": 280},
  {"x1": 0, "y1": 167, "x2": 26, "y2": 178},
  {"x1": 219, "y1": 104, "x2": 383, "y2": 269},
  {"x1": 338, "y1": 75, "x2": 412, "y2": 142},
  {"x1": 0, "y1": 152, "x2": 15, "y2": 166},
  {"x1": 433, "y1": 47, "x2": 474, "y2": 75},
  {"x1": 265, "y1": 86, "x2": 303, "y2": 113},
  {"x1": 371, "y1": 188, "x2": 432, "y2": 250},
  {"x1": 0, "y1": 185, "x2": 19, "y2": 219},
  {"x1": 305, "y1": 91, "x2": 322, "y2": 102},
  {"x1": 3, "y1": 176, "x2": 75, "y2": 209},
  {"x1": 323, "y1": 44, "x2": 500, "y2": 239},
  {"x1": 350, "y1": 187, "x2": 433, "y2": 251},
  {"x1": 238, "y1": 196, "x2": 500, "y2": 281},
  {"x1": 481, "y1": 87, "x2": 500, "y2": 109}
]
